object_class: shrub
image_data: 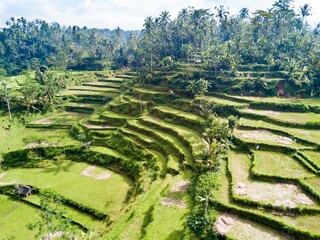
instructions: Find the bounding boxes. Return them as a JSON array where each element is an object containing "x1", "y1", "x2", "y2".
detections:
[{"x1": 69, "y1": 124, "x2": 86, "y2": 142}]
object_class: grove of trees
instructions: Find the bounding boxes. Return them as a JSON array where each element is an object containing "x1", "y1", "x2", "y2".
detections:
[{"x1": 0, "y1": 0, "x2": 319, "y2": 95}]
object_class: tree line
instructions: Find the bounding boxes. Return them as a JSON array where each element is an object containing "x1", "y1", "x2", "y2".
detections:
[{"x1": 0, "y1": 0, "x2": 320, "y2": 95}]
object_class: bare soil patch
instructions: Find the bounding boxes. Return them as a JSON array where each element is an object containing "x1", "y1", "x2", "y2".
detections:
[
  {"x1": 81, "y1": 165, "x2": 111, "y2": 180},
  {"x1": 234, "y1": 182, "x2": 314, "y2": 208},
  {"x1": 32, "y1": 119, "x2": 54, "y2": 124},
  {"x1": 83, "y1": 123, "x2": 112, "y2": 129},
  {"x1": 161, "y1": 180, "x2": 191, "y2": 209},
  {"x1": 170, "y1": 180, "x2": 191, "y2": 193},
  {"x1": 240, "y1": 130, "x2": 293, "y2": 145},
  {"x1": 215, "y1": 213, "x2": 237, "y2": 236},
  {"x1": 161, "y1": 197, "x2": 187, "y2": 209},
  {"x1": 25, "y1": 142, "x2": 59, "y2": 149},
  {"x1": 0, "y1": 172, "x2": 5, "y2": 179}
]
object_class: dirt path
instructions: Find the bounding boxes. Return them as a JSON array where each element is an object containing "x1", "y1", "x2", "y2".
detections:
[{"x1": 81, "y1": 165, "x2": 111, "y2": 180}]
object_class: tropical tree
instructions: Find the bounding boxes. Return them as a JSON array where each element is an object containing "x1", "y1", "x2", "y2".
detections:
[{"x1": 26, "y1": 189, "x2": 75, "y2": 240}]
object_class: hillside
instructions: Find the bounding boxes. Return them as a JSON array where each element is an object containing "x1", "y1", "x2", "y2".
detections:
[{"x1": 0, "y1": 66, "x2": 319, "y2": 240}]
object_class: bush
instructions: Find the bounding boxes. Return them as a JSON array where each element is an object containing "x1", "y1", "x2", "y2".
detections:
[{"x1": 69, "y1": 124, "x2": 86, "y2": 141}]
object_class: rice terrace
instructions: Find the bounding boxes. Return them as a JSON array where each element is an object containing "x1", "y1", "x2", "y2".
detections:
[{"x1": 1, "y1": 0, "x2": 320, "y2": 239}]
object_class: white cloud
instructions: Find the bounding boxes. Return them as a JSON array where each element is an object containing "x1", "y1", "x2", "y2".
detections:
[{"x1": 0, "y1": 0, "x2": 319, "y2": 30}]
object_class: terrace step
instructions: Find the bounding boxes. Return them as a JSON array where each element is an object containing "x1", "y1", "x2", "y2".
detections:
[
  {"x1": 239, "y1": 108, "x2": 320, "y2": 129},
  {"x1": 68, "y1": 86, "x2": 121, "y2": 94},
  {"x1": 83, "y1": 82, "x2": 122, "y2": 89},
  {"x1": 90, "y1": 129, "x2": 116, "y2": 138},
  {"x1": 115, "y1": 74, "x2": 133, "y2": 79},
  {"x1": 141, "y1": 115, "x2": 205, "y2": 159},
  {"x1": 238, "y1": 118, "x2": 320, "y2": 147},
  {"x1": 90, "y1": 146, "x2": 130, "y2": 160},
  {"x1": 127, "y1": 119, "x2": 192, "y2": 167},
  {"x1": 151, "y1": 106, "x2": 205, "y2": 132},
  {"x1": 99, "y1": 111, "x2": 134, "y2": 126},
  {"x1": 63, "y1": 102, "x2": 102, "y2": 114},
  {"x1": 132, "y1": 88, "x2": 173, "y2": 103},
  {"x1": 228, "y1": 151, "x2": 320, "y2": 213},
  {"x1": 97, "y1": 78, "x2": 124, "y2": 83}
]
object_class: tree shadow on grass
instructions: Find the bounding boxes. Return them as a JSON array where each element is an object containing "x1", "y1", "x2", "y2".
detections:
[
  {"x1": 165, "y1": 230, "x2": 183, "y2": 240},
  {"x1": 40, "y1": 161, "x2": 75, "y2": 175}
]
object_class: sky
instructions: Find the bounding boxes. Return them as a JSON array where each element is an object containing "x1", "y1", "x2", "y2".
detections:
[{"x1": 0, "y1": 0, "x2": 319, "y2": 30}]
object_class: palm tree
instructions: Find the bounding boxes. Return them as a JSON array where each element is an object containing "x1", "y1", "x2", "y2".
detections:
[
  {"x1": 143, "y1": 17, "x2": 154, "y2": 73},
  {"x1": 239, "y1": 8, "x2": 249, "y2": 20},
  {"x1": 300, "y1": 4, "x2": 312, "y2": 24}
]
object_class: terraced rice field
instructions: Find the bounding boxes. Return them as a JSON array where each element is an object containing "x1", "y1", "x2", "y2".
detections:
[{"x1": 1, "y1": 70, "x2": 320, "y2": 239}]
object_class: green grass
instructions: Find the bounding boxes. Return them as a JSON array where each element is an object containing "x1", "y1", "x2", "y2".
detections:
[
  {"x1": 100, "y1": 110, "x2": 134, "y2": 119},
  {"x1": 225, "y1": 214, "x2": 294, "y2": 240},
  {"x1": 196, "y1": 95, "x2": 248, "y2": 107},
  {"x1": 142, "y1": 115, "x2": 206, "y2": 157},
  {"x1": 61, "y1": 90, "x2": 115, "y2": 96},
  {"x1": 83, "y1": 82, "x2": 122, "y2": 88},
  {"x1": 240, "y1": 108, "x2": 320, "y2": 125},
  {"x1": 234, "y1": 129, "x2": 305, "y2": 148},
  {"x1": 69, "y1": 86, "x2": 121, "y2": 93},
  {"x1": 0, "y1": 160, "x2": 132, "y2": 218},
  {"x1": 239, "y1": 118, "x2": 320, "y2": 145},
  {"x1": 253, "y1": 151, "x2": 315, "y2": 179},
  {"x1": 30, "y1": 112, "x2": 88, "y2": 126},
  {"x1": 26, "y1": 194, "x2": 105, "y2": 230},
  {"x1": 228, "y1": 151, "x2": 317, "y2": 209},
  {"x1": 134, "y1": 88, "x2": 168, "y2": 95},
  {"x1": 302, "y1": 177, "x2": 320, "y2": 194},
  {"x1": 0, "y1": 194, "x2": 37, "y2": 239},
  {"x1": 104, "y1": 173, "x2": 191, "y2": 240},
  {"x1": 215, "y1": 158, "x2": 320, "y2": 237},
  {"x1": 231, "y1": 95, "x2": 320, "y2": 107},
  {"x1": 0, "y1": 127, "x2": 79, "y2": 153},
  {"x1": 154, "y1": 106, "x2": 206, "y2": 123},
  {"x1": 90, "y1": 146, "x2": 130, "y2": 160},
  {"x1": 300, "y1": 150, "x2": 320, "y2": 168},
  {"x1": 127, "y1": 119, "x2": 193, "y2": 165}
]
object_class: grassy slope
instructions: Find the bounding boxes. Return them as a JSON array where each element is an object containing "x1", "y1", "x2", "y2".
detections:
[
  {"x1": 240, "y1": 108, "x2": 320, "y2": 124},
  {"x1": 104, "y1": 173, "x2": 191, "y2": 240},
  {"x1": 253, "y1": 151, "x2": 315, "y2": 179},
  {"x1": 0, "y1": 194, "x2": 37, "y2": 239},
  {"x1": 0, "y1": 160, "x2": 132, "y2": 217},
  {"x1": 239, "y1": 118, "x2": 320, "y2": 144}
]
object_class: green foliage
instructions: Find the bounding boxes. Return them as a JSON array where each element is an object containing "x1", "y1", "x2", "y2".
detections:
[
  {"x1": 227, "y1": 115, "x2": 239, "y2": 131},
  {"x1": 69, "y1": 124, "x2": 86, "y2": 142},
  {"x1": 187, "y1": 172, "x2": 220, "y2": 239},
  {"x1": 26, "y1": 189, "x2": 76, "y2": 240},
  {"x1": 187, "y1": 78, "x2": 210, "y2": 97}
]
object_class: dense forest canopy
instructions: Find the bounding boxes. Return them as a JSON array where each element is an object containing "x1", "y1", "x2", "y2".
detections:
[{"x1": 0, "y1": 0, "x2": 320, "y2": 94}]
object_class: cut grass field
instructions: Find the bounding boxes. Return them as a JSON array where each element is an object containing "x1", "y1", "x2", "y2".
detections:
[
  {"x1": 300, "y1": 150, "x2": 320, "y2": 168},
  {"x1": 0, "y1": 127, "x2": 79, "y2": 153},
  {"x1": 218, "y1": 213, "x2": 294, "y2": 240},
  {"x1": 240, "y1": 108, "x2": 320, "y2": 125},
  {"x1": 26, "y1": 194, "x2": 105, "y2": 231},
  {"x1": 196, "y1": 95, "x2": 249, "y2": 108},
  {"x1": 239, "y1": 118, "x2": 320, "y2": 145},
  {"x1": 0, "y1": 160, "x2": 133, "y2": 218},
  {"x1": 228, "y1": 151, "x2": 316, "y2": 209},
  {"x1": 252, "y1": 151, "x2": 315, "y2": 179},
  {"x1": 104, "y1": 173, "x2": 191, "y2": 240},
  {"x1": 0, "y1": 194, "x2": 37, "y2": 239},
  {"x1": 231, "y1": 95, "x2": 320, "y2": 107},
  {"x1": 155, "y1": 105, "x2": 205, "y2": 122},
  {"x1": 234, "y1": 129, "x2": 306, "y2": 148},
  {"x1": 30, "y1": 111, "x2": 88, "y2": 126},
  {"x1": 142, "y1": 115, "x2": 206, "y2": 157}
]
